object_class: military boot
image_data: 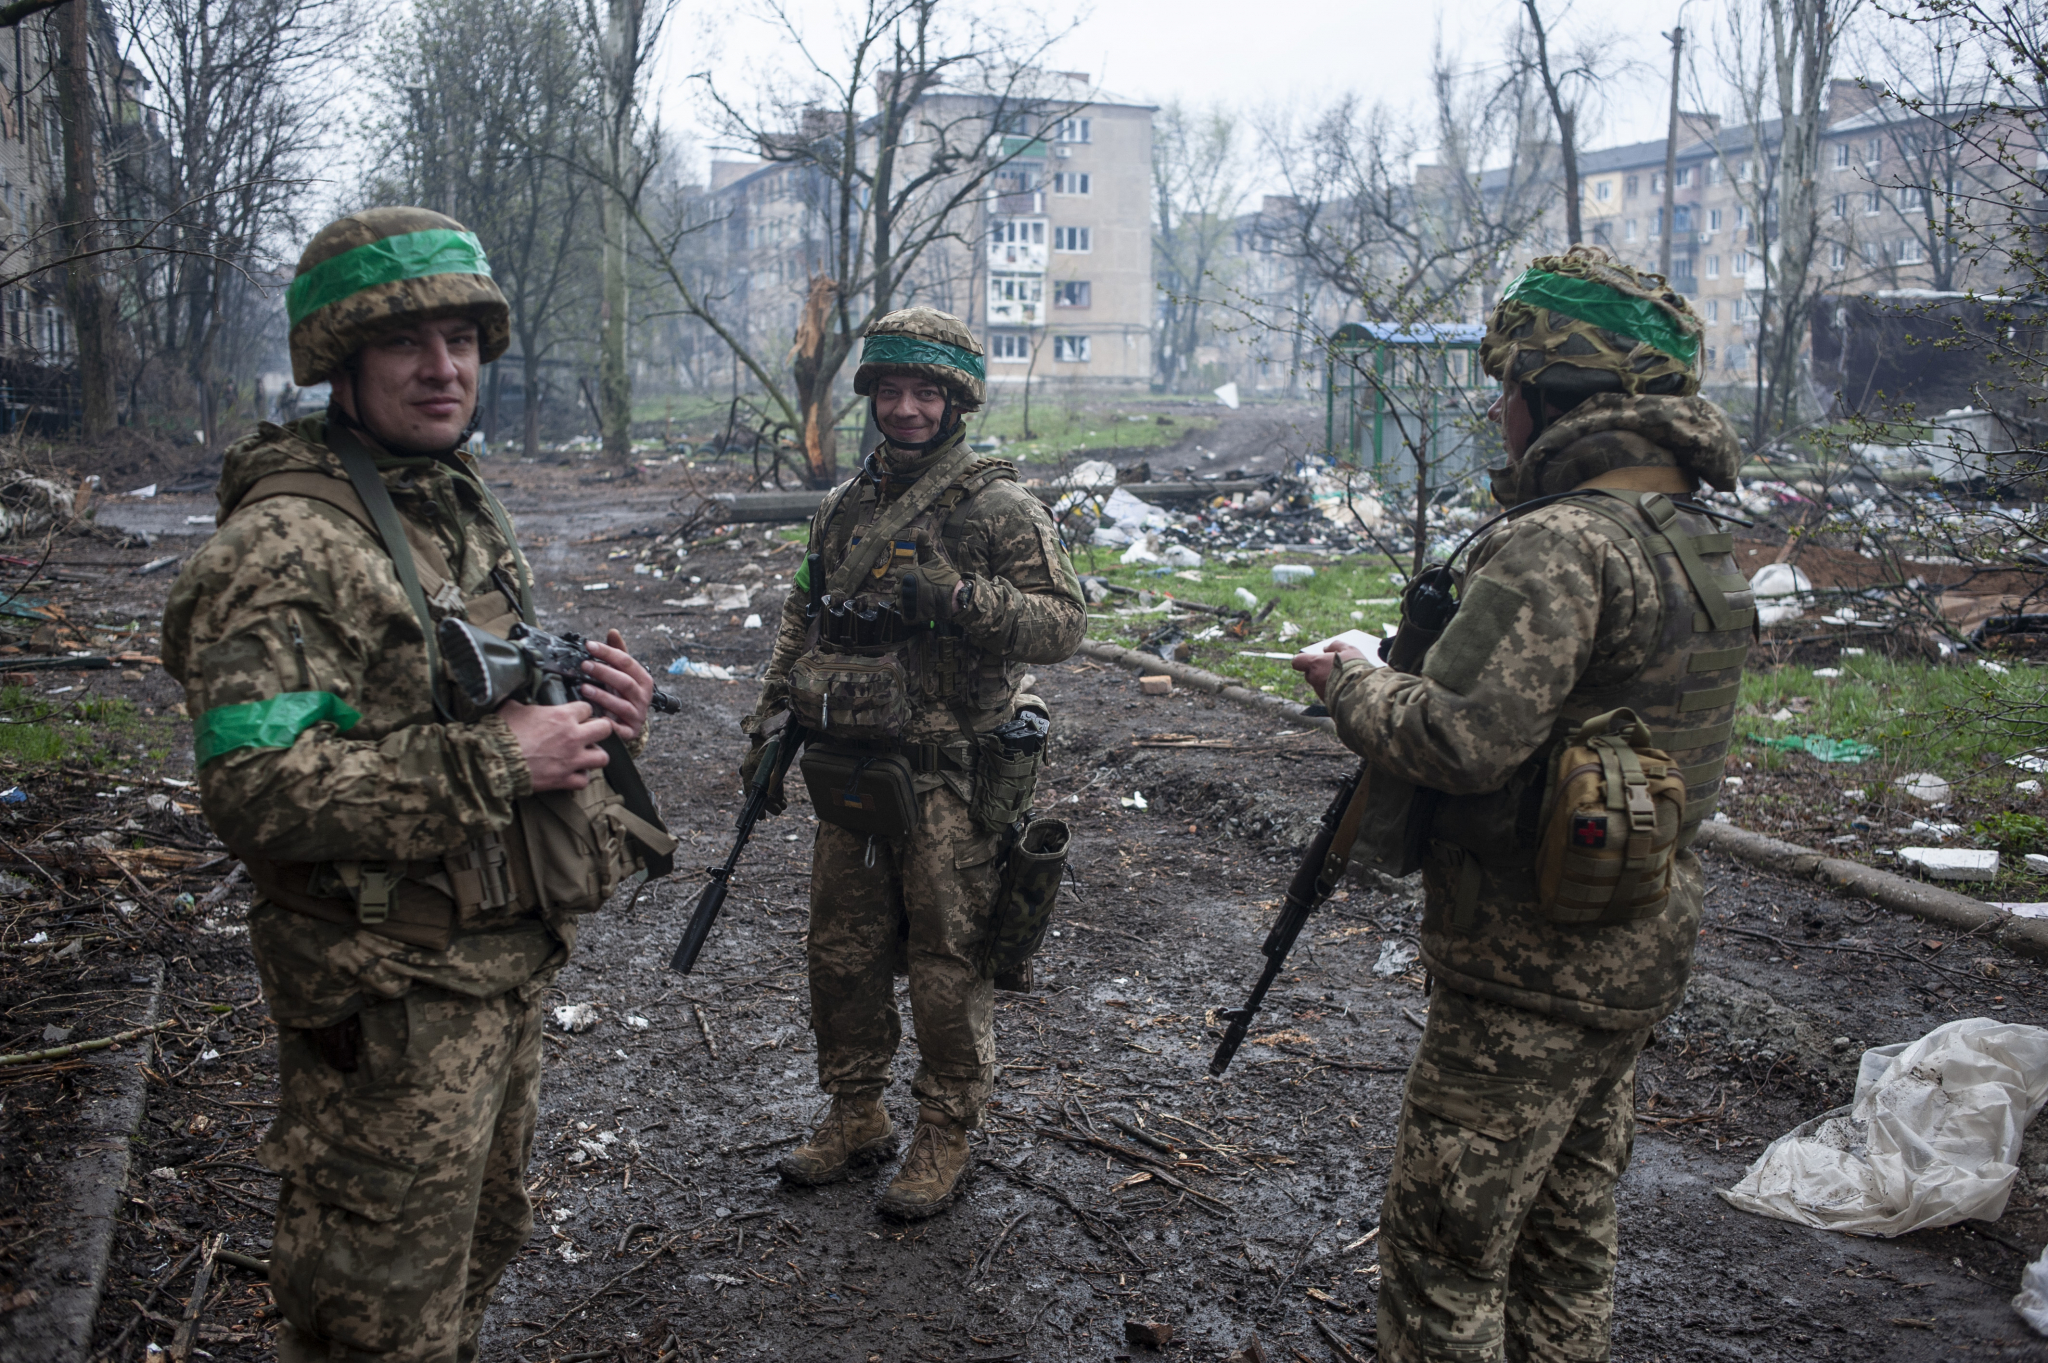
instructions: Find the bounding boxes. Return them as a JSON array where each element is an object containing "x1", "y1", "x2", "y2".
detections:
[
  {"x1": 777, "y1": 1096, "x2": 896, "y2": 1186},
  {"x1": 875, "y1": 1109, "x2": 972, "y2": 1220}
]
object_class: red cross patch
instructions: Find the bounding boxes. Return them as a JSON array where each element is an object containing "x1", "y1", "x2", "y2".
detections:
[{"x1": 1572, "y1": 814, "x2": 1609, "y2": 849}]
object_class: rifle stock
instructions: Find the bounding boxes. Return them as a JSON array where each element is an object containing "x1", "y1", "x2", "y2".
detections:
[
  {"x1": 1210, "y1": 763, "x2": 1369, "y2": 1076},
  {"x1": 670, "y1": 722, "x2": 804, "y2": 974}
]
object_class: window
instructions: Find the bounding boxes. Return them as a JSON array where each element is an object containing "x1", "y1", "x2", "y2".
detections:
[
  {"x1": 1650, "y1": 172, "x2": 1665, "y2": 193},
  {"x1": 1899, "y1": 237, "x2": 1924, "y2": 263},
  {"x1": 1733, "y1": 251, "x2": 1749, "y2": 273},
  {"x1": 1624, "y1": 218, "x2": 1638, "y2": 242},
  {"x1": 1866, "y1": 137, "x2": 1881, "y2": 164},
  {"x1": 1674, "y1": 255, "x2": 1696, "y2": 281},
  {"x1": 1625, "y1": 174, "x2": 1639, "y2": 197},
  {"x1": 1052, "y1": 335, "x2": 1091, "y2": 362},
  {"x1": 1832, "y1": 194, "x2": 1846, "y2": 219},
  {"x1": 1709, "y1": 158, "x2": 1724, "y2": 186},
  {"x1": 1706, "y1": 299, "x2": 1720, "y2": 323},
  {"x1": 1900, "y1": 186, "x2": 1928, "y2": 213},
  {"x1": 1053, "y1": 225, "x2": 1091, "y2": 252},
  {"x1": 1056, "y1": 117, "x2": 1092, "y2": 143},
  {"x1": 1706, "y1": 346, "x2": 1717, "y2": 367},
  {"x1": 1864, "y1": 190, "x2": 1881, "y2": 215},
  {"x1": 1674, "y1": 205, "x2": 1693, "y2": 232},
  {"x1": 1676, "y1": 166, "x2": 1693, "y2": 188},
  {"x1": 1706, "y1": 254, "x2": 1720, "y2": 278},
  {"x1": 1739, "y1": 159, "x2": 1754, "y2": 182},
  {"x1": 1735, "y1": 204, "x2": 1748, "y2": 227},
  {"x1": 1709, "y1": 208, "x2": 1722, "y2": 231},
  {"x1": 989, "y1": 333, "x2": 1031, "y2": 361},
  {"x1": 1835, "y1": 142, "x2": 1851, "y2": 169},
  {"x1": 990, "y1": 219, "x2": 1045, "y2": 245},
  {"x1": 1051, "y1": 172, "x2": 1091, "y2": 195},
  {"x1": 1650, "y1": 207, "x2": 1663, "y2": 236},
  {"x1": 1595, "y1": 179, "x2": 1612, "y2": 201},
  {"x1": 1830, "y1": 242, "x2": 1846, "y2": 270},
  {"x1": 1054, "y1": 280, "x2": 1091, "y2": 307}
]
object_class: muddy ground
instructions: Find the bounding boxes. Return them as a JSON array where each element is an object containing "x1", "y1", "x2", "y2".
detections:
[{"x1": 0, "y1": 425, "x2": 2044, "y2": 1362}]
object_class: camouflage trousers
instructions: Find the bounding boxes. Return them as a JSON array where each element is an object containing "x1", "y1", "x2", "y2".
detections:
[
  {"x1": 1375, "y1": 984, "x2": 1649, "y2": 1363},
  {"x1": 807, "y1": 785, "x2": 1003, "y2": 1127},
  {"x1": 259, "y1": 982, "x2": 546, "y2": 1363}
]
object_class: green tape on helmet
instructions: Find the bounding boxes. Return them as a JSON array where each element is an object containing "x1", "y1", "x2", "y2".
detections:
[
  {"x1": 859, "y1": 333, "x2": 988, "y2": 382},
  {"x1": 1499, "y1": 267, "x2": 1699, "y2": 368},
  {"x1": 286, "y1": 229, "x2": 493, "y2": 327}
]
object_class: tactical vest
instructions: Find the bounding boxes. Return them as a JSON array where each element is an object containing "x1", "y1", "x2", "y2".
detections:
[
  {"x1": 1412, "y1": 488, "x2": 1753, "y2": 1028},
  {"x1": 218, "y1": 452, "x2": 673, "y2": 951},
  {"x1": 804, "y1": 447, "x2": 1026, "y2": 720}
]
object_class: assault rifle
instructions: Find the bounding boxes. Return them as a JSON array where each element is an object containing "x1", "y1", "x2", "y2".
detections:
[
  {"x1": 439, "y1": 618, "x2": 683, "y2": 714},
  {"x1": 1209, "y1": 763, "x2": 1373, "y2": 1076},
  {"x1": 670, "y1": 718, "x2": 805, "y2": 974}
]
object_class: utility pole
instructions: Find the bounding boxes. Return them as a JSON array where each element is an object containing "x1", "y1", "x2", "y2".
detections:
[
  {"x1": 1660, "y1": 21, "x2": 1684, "y2": 278},
  {"x1": 56, "y1": 0, "x2": 115, "y2": 438}
]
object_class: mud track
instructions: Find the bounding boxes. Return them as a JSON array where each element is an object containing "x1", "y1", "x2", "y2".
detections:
[{"x1": 35, "y1": 453, "x2": 2048, "y2": 1362}]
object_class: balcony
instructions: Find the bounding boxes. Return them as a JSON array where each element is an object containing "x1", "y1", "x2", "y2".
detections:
[{"x1": 988, "y1": 271, "x2": 1043, "y2": 328}]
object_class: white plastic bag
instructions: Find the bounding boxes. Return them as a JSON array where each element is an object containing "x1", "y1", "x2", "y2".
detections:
[
  {"x1": 1718, "y1": 1017, "x2": 2048, "y2": 1237},
  {"x1": 2017, "y1": 1242, "x2": 2048, "y2": 1337}
]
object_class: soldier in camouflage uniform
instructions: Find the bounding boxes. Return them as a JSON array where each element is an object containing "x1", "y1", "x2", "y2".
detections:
[
  {"x1": 744, "y1": 308, "x2": 1085, "y2": 1219},
  {"x1": 1296, "y1": 247, "x2": 1752, "y2": 1361},
  {"x1": 162, "y1": 207, "x2": 661, "y2": 1363}
]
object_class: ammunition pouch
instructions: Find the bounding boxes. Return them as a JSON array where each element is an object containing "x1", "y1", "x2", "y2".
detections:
[
  {"x1": 968, "y1": 698, "x2": 1048, "y2": 833},
  {"x1": 1533, "y1": 708, "x2": 1685, "y2": 926},
  {"x1": 241, "y1": 826, "x2": 526, "y2": 953},
  {"x1": 799, "y1": 742, "x2": 921, "y2": 839},
  {"x1": 1347, "y1": 767, "x2": 1439, "y2": 880},
  {"x1": 788, "y1": 648, "x2": 915, "y2": 741},
  {"x1": 983, "y1": 815, "x2": 1071, "y2": 989}
]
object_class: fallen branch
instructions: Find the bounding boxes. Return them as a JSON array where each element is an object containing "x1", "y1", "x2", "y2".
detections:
[
  {"x1": 1312, "y1": 1315, "x2": 1373, "y2": 1362},
  {"x1": 0, "y1": 1018, "x2": 170, "y2": 1066},
  {"x1": 968, "y1": 1208, "x2": 1030, "y2": 1280},
  {"x1": 693, "y1": 1003, "x2": 719, "y2": 1060},
  {"x1": 166, "y1": 1233, "x2": 221, "y2": 1363},
  {"x1": 520, "y1": 1233, "x2": 681, "y2": 1340},
  {"x1": 1034, "y1": 1125, "x2": 1234, "y2": 1217}
]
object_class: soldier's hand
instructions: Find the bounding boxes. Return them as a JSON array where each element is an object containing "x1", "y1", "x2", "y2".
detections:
[
  {"x1": 1292, "y1": 642, "x2": 1366, "y2": 703},
  {"x1": 899, "y1": 538, "x2": 965, "y2": 625},
  {"x1": 503, "y1": 699, "x2": 613, "y2": 792},
  {"x1": 580, "y1": 629, "x2": 654, "y2": 741},
  {"x1": 739, "y1": 736, "x2": 789, "y2": 816}
]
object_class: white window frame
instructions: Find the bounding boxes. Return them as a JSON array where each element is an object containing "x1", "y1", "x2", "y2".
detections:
[
  {"x1": 1052, "y1": 335, "x2": 1091, "y2": 362},
  {"x1": 1056, "y1": 117, "x2": 1092, "y2": 144},
  {"x1": 1595, "y1": 179, "x2": 1612, "y2": 202},
  {"x1": 1052, "y1": 172, "x2": 1091, "y2": 195},
  {"x1": 1706, "y1": 254, "x2": 1720, "y2": 279},
  {"x1": 989, "y1": 333, "x2": 1031, "y2": 361},
  {"x1": 1053, "y1": 280, "x2": 1091, "y2": 308},
  {"x1": 1053, "y1": 225, "x2": 1091, "y2": 252}
]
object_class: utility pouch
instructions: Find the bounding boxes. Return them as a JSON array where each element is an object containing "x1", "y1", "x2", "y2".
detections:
[
  {"x1": 969, "y1": 700, "x2": 1049, "y2": 833},
  {"x1": 788, "y1": 649, "x2": 914, "y2": 741},
  {"x1": 512, "y1": 773, "x2": 676, "y2": 915},
  {"x1": 1380, "y1": 564, "x2": 1460, "y2": 672},
  {"x1": 799, "y1": 743, "x2": 920, "y2": 839},
  {"x1": 984, "y1": 816, "x2": 1071, "y2": 988},
  {"x1": 1534, "y1": 707, "x2": 1686, "y2": 926}
]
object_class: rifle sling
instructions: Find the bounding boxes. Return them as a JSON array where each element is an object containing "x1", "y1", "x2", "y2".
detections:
[
  {"x1": 825, "y1": 441, "x2": 981, "y2": 598},
  {"x1": 329, "y1": 424, "x2": 455, "y2": 720},
  {"x1": 1316, "y1": 764, "x2": 1374, "y2": 897}
]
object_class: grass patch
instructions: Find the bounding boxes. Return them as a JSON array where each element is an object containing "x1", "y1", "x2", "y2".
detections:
[
  {"x1": 1736, "y1": 656, "x2": 2041, "y2": 781},
  {"x1": 0, "y1": 684, "x2": 148, "y2": 773},
  {"x1": 969, "y1": 400, "x2": 1218, "y2": 465},
  {"x1": 1071, "y1": 550, "x2": 1402, "y2": 697}
]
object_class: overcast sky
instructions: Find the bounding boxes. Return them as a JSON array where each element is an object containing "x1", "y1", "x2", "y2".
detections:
[{"x1": 668, "y1": 0, "x2": 1691, "y2": 175}]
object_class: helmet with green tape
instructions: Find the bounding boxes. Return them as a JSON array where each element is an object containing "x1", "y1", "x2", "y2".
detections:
[
  {"x1": 287, "y1": 207, "x2": 510, "y2": 386},
  {"x1": 852, "y1": 307, "x2": 986, "y2": 412},
  {"x1": 1480, "y1": 245, "x2": 1704, "y2": 402}
]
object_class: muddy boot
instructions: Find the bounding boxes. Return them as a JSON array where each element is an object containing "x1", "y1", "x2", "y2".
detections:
[
  {"x1": 777, "y1": 1096, "x2": 896, "y2": 1186},
  {"x1": 875, "y1": 1110, "x2": 972, "y2": 1221}
]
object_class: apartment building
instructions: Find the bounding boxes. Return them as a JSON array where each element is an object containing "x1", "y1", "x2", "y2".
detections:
[{"x1": 707, "y1": 74, "x2": 1155, "y2": 394}]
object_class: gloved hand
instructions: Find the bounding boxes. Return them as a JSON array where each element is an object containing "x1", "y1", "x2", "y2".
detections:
[
  {"x1": 739, "y1": 735, "x2": 788, "y2": 816},
  {"x1": 899, "y1": 536, "x2": 965, "y2": 625}
]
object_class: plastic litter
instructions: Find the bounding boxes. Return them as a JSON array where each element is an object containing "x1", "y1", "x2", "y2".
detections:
[
  {"x1": 1213, "y1": 381, "x2": 1240, "y2": 409},
  {"x1": 1759, "y1": 734, "x2": 1877, "y2": 763},
  {"x1": 1897, "y1": 771, "x2": 1953, "y2": 804},
  {"x1": 1162, "y1": 544, "x2": 1203, "y2": 569},
  {"x1": 1372, "y1": 940, "x2": 1420, "y2": 977},
  {"x1": 1750, "y1": 563, "x2": 1813, "y2": 597},
  {"x1": 1271, "y1": 564, "x2": 1315, "y2": 586},
  {"x1": 667, "y1": 657, "x2": 736, "y2": 681},
  {"x1": 0, "y1": 786, "x2": 25, "y2": 805},
  {"x1": 1897, "y1": 847, "x2": 2000, "y2": 880},
  {"x1": 742, "y1": 613, "x2": 762, "y2": 629},
  {"x1": 2028, "y1": 854, "x2": 2048, "y2": 874},
  {"x1": 1120, "y1": 791, "x2": 1148, "y2": 810},
  {"x1": 1719, "y1": 1017, "x2": 2048, "y2": 1237},
  {"x1": 552, "y1": 1003, "x2": 601, "y2": 1033},
  {"x1": 2020, "y1": 781, "x2": 2043, "y2": 796},
  {"x1": 2016, "y1": 1243, "x2": 2048, "y2": 1337},
  {"x1": 1233, "y1": 587, "x2": 1259, "y2": 609},
  {"x1": 1120, "y1": 535, "x2": 1165, "y2": 567},
  {"x1": 1991, "y1": 903, "x2": 2048, "y2": 919}
]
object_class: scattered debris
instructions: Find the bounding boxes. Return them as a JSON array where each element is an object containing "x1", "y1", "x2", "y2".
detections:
[
  {"x1": 1897, "y1": 772, "x2": 1954, "y2": 805},
  {"x1": 1896, "y1": 847, "x2": 2000, "y2": 880},
  {"x1": 1271, "y1": 564, "x2": 1315, "y2": 586},
  {"x1": 667, "y1": 657, "x2": 737, "y2": 681},
  {"x1": 552, "y1": 1003, "x2": 601, "y2": 1033},
  {"x1": 1760, "y1": 735, "x2": 1878, "y2": 763},
  {"x1": 1124, "y1": 1319, "x2": 1173, "y2": 1347},
  {"x1": 2017, "y1": 1242, "x2": 2048, "y2": 1337},
  {"x1": 1138, "y1": 675, "x2": 1173, "y2": 696},
  {"x1": 1371, "y1": 941, "x2": 1419, "y2": 977},
  {"x1": 1120, "y1": 791, "x2": 1149, "y2": 810}
]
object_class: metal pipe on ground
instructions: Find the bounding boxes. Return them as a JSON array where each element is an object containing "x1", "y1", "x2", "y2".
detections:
[{"x1": 708, "y1": 480, "x2": 1272, "y2": 525}]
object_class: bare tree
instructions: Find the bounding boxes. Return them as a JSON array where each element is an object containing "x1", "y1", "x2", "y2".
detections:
[
  {"x1": 54, "y1": 0, "x2": 114, "y2": 434},
  {"x1": 1152, "y1": 100, "x2": 1247, "y2": 391},
  {"x1": 622, "y1": 0, "x2": 1080, "y2": 487},
  {"x1": 110, "y1": 0, "x2": 355, "y2": 445},
  {"x1": 1519, "y1": 0, "x2": 1601, "y2": 247},
  {"x1": 370, "y1": 0, "x2": 599, "y2": 457}
]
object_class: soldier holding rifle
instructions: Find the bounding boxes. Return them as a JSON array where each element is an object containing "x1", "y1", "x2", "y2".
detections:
[
  {"x1": 1292, "y1": 248, "x2": 1752, "y2": 1361},
  {"x1": 164, "y1": 208, "x2": 672, "y2": 1363}
]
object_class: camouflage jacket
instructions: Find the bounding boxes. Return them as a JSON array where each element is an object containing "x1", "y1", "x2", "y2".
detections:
[
  {"x1": 752, "y1": 430, "x2": 1087, "y2": 751},
  {"x1": 1328, "y1": 394, "x2": 1745, "y2": 1029},
  {"x1": 162, "y1": 416, "x2": 566, "y2": 1021}
]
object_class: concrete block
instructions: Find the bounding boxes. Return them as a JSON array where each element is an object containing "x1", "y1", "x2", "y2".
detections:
[
  {"x1": 1138, "y1": 675, "x2": 1173, "y2": 696},
  {"x1": 1898, "y1": 847, "x2": 2000, "y2": 881}
]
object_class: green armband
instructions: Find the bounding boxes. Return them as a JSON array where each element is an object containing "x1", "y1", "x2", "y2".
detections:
[{"x1": 193, "y1": 691, "x2": 362, "y2": 766}]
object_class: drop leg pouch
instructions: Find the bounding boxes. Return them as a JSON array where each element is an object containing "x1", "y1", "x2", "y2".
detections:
[{"x1": 984, "y1": 817, "x2": 1071, "y2": 989}]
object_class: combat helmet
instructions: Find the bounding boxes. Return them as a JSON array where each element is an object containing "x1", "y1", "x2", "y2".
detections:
[
  {"x1": 286, "y1": 207, "x2": 509, "y2": 386},
  {"x1": 852, "y1": 307, "x2": 986, "y2": 412},
  {"x1": 1480, "y1": 245, "x2": 1703, "y2": 403}
]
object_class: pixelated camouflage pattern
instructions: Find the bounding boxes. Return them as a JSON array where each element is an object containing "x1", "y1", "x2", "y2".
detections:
[
  {"x1": 1490, "y1": 393, "x2": 1744, "y2": 505},
  {"x1": 259, "y1": 941, "x2": 553, "y2": 1363},
  {"x1": 1376, "y1": 985, "x2": 1647, "y2": 1363},
  {"x1": 1327, "y1": 396, "x2": 1751, "y2": 1029},
  {"x1": 1481, "y1": 246, "x2": 1705, "y2": 399},
  {"x1": 752, "y1": 429, "x2": 1086, "y2": 750},
  {"x1": 805, "y1": 786, "x2": 1002, "y2": 1128},
  {"x1": 290, "y1": 207, "x2": 510, "y2": 386},
  {"x1": 163, "y1": 415, "x2": 534, "y2": 866},
  {"x1": 853, "y1": 306, "x2": 988, "y2": 410}
]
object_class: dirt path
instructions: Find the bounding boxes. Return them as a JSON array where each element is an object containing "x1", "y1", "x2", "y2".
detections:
[{"x1": 18, "y1": 452, "x2": 2044, "y2": 1362}]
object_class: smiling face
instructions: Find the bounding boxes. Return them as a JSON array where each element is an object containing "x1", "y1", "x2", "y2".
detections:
[
  {"x1": 872, "y1": 374, "x2": 951, "y2": 447},
  {"x1": 332, "y1": 316, "x2": 480, "y2": 453}
]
